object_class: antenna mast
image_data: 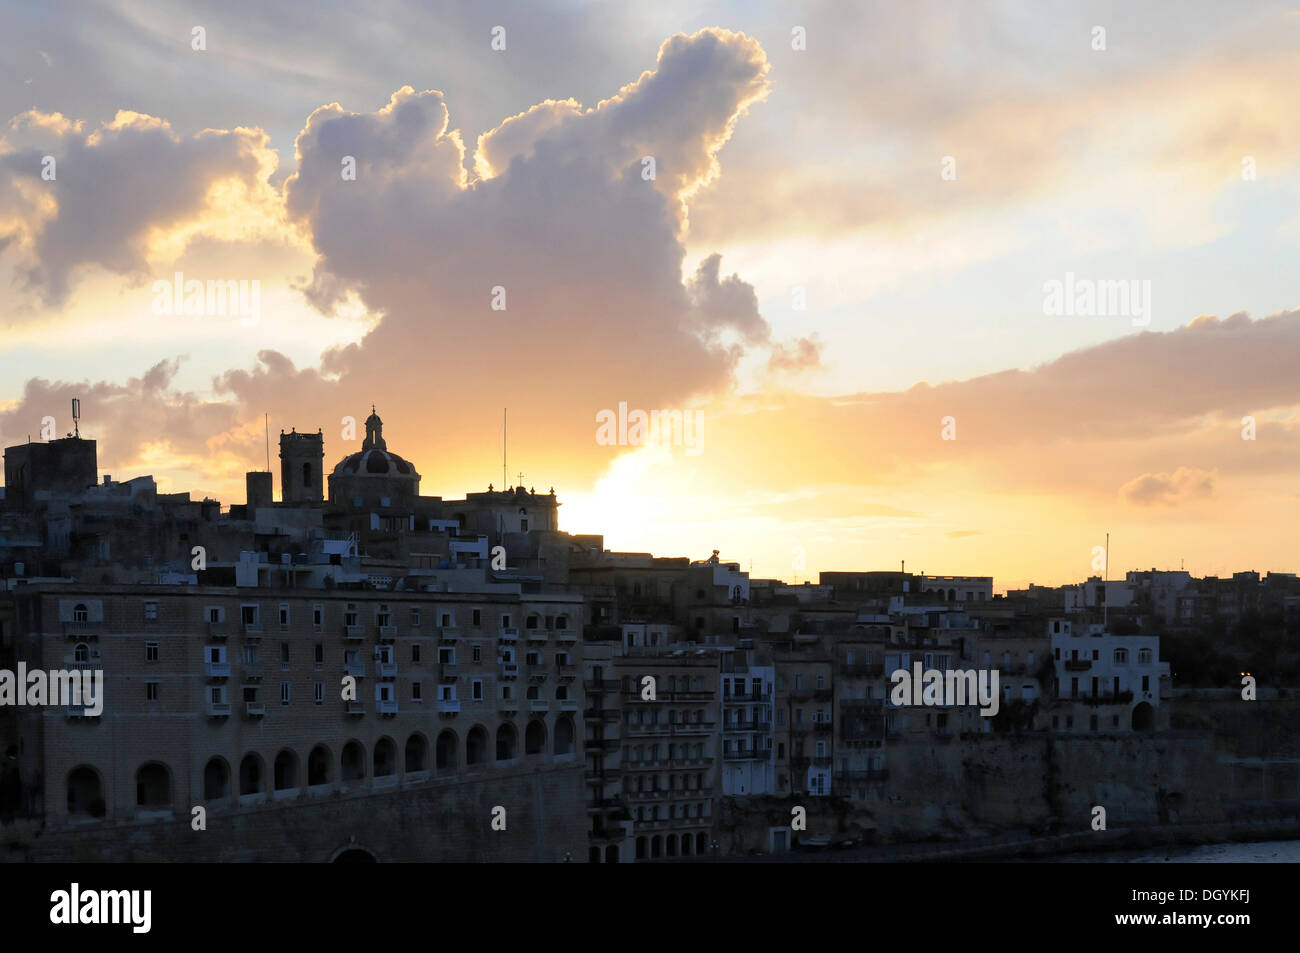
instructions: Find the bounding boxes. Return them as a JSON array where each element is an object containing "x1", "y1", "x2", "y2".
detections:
[
  {"x1": 503, "y1": 408, "x2": 507, "y2": 489},
  {"x1": 71, "y1": 398, "x2": 80, "y2": 438},
  {"x1": 1104, "y1": 531, "x2": 1109, "y2": 630},
  {"x1": 264, "y1": 413, "x2": 270, "y2": 472}
]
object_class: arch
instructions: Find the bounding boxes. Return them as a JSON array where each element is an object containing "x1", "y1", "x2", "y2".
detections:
[
  {"x1": 404, "y1": 733, "x2": 428, "y2": 773},
  {"x1": 73, "y1": 603, "x2": 88, "y2": 622},
  {"x1": 373, "y1": 737, "x2": 397, "y2": 777},
  {"x1": 332, "y1": 847, "x2": 378, "y2": 863},
  {"x1": 274, "y1": 749, "x2": 300, "y2": 791},
  {"x1": 135, "y1": 762, "x2": 171, "y2": 809},
  {"x1": 554, "y1": 715, "x2": 575, "y2": 756},
  {"x1": 202, "y1": 757, "x2": 230, "y2": 802},
  {"x1": 525, "y1": 719, "x2": 546, "y2": 756},
  {"x1": 466, "y1": 725, "x2": 489, "y2": 766},
  {"x1": 589, "y1": 845, "x2": 601, "y2": 863},
  {"x1": 308, "y1": 745, "x2": 332, "y2": 786},
  {"x1": 67, "y1": 765, "x2": 104, "y2": 817},
  {"x1": 435, "y1": 729, "x2": 458, "y2": 771},
  {"x1": 73, "y1": 642, "x2": 89, "y2": 663},
  {"x1": 495, "y1": 722, "x2": 517, "y2": 762},
  {"x1": 1131, "y1": 702, "x2": 1155, "y2": 732},
  {"x1": 636, "y1": 836, "x2": 647, "y2": 860},
  {"x1": 239, "y1": 753, "x2": 264, "y2": 795},
  {"x1": 948, "y1": 588, "x2": 956, "y2": 601},
  {"x1": 604, "y1": 844, "x2": 619, "y2": 863},
  {"x1": 666, "y1": 833, "x2": 678, "y2": 857},
  {"x1": 696, "y1": 832, "x2": 707, "y2": 855},
  {"x1": 651, "y1": 835, "x2": 662, "y2": 859},
  {"x1": 525, "y1": 614, "x2": 540, "y2": 630},
  {"x1": 341, "y1": 740, "x2": 365, "y2": 781},
  {"x1": 681, "y1": 835, "x2": 693, "y2": 857}
]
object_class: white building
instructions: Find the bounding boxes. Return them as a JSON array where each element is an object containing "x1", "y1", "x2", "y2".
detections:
[
  {"x1": 721, "y1": 664, "x2": 775, "y2": 795},
  {"x1": 1048, "y1": 618, "x2": 1164, "y2": 730}
]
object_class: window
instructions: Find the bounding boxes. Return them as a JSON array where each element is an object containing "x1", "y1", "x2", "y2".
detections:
[
  {"x1": 241, "y1": 605, "x2": 259, "y2": 627},
  {"x1": 377, "y1": 604, "x2": 391, "y2": 627},
  {"x1": 279, "y1": 604, "x2": 290, "y2": 627},
  {"x1": 144, "y1": 601, "x2": 158, "y2": 621},
  {"x1": 440, "y1": 612, "x2": 453, "y2": 628},
  {"x1": 314, "y1": 682, "x2": 324, "y2": 705},
  {"x1": 207, "y1": 606, "x2": 224, "y2": 623},
  {"x1": 145, "y1": 641, "x2": 159, "y2": 663},
  {"x1": 473, "y1": 609, "x2": 483, "y2": 627},
  {"x1": 438, "y1": 647, "x2": 455, "y2": 665},
  {"x1": 795, "y1": 675, "x2": 804, "y2": 691},
  {"x1": 312, "y1": 604, "x2": 323, "y2": 631},
  {"x1": 556, "y1": 685, "x2": 568, "y2": 701},
  {"x1": 73, "y1": 604, "x2": 89, "y2": 623},
  {"x1": 472, "y1": 680, "x2": 484, "y2": 701},
  {"x1": 472, "y1": 645, "x2": 482, "y2": 663},
  {"x1": 280, "y1": 682, "x2": 291, "y2": 706},
  {"x1": 1138, "y1": 649, "x2": 1153, "y2": 664},
  {"x1": 816, "y1": 674, "x2": 825, "y2": 689},
  {"x1": 1114, "y1": 648, "x2": 1128, "y2": 664},
  {"x1": 412, "y1": 682, "x2": 423, "y2": 701},
  {"x1": 280, "y1": 642, "x2": 290, "y2": 669},
  {"x1": 345, "y1": 603, "x2": 358, "y2": 627},
  {"x1": 74, "y1": 643, "x2": 89, "y2": 663},
  {"x1": 314, "y1": 643, "x2": 324, "y2": 670},
  {"x1": 411, "y1": 643, "x2": 421, "y2": 663},
  {"x1": 410, "y1": 608, "x2": 421, "y2": 627},
  {"x1": 146, "y1": 682, "x2": 159, "y2": 701}
]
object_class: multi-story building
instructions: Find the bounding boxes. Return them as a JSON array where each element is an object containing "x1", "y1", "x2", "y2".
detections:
[{"x1": 1048, "y1": 618, "x2": 1167, "y2": 732}]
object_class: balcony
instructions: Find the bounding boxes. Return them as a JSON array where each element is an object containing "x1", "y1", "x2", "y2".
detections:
[
  {"x1": 377, "y1": 661, "x2": 397, "y2": 678},
  {"x1": 438, "y1": 626, "x2": 460, "y2": 643},
  {"x1": 242, "y1": 664, "x2": 265, "y2": 681},
  {"x1": 500, "y1": 698, "x2": 519, "y2": 714},
  {"x1": 812, "y1": 756, "x2": 832, "y2": 767},
  {"x1": 377, "y1": 625, "x2": 397, "y2": 641},
  {"x1": 556, "y1": 664, "x2": 577, "y2": 680},
  {"x1": 345, "y1": 661, "x2": 366, "y2": 678},
  {"x1": 242, "y1": 623, "x2": 264, "y2": 638},
  {"x1": 377, "y1": 698, "x2": 399, "y2": 716},
  {"x1": 439, "y1": 664, "x2": 458, "y2": 683},
  {"x1": 814, "y1": 720, "x2": 834, "y2": 733},
  {"x1": 529, "y1": 700, "x2": 550, "y2": 713},
  {"x1": 499, "y1": 663, "x2": 519, "y2": 679},
  {"x1": 64, "y1": 621, "x2": 100, "y2": 639},
  {"x1": 555, "y1": 629, "x2": 577, "y2": 644},
  {"x1": 559, "y1": 700, "x2": 579, "y2": 712},
  {"x1": 206, "y1": 621, "x2": 229, "y2": 639},
  {"x1": 583, "y1": 678, "x2": 619, "y2": 693},
  {"x1": 205, "y1": 660, "x2": 231, "y2": 678},
  {"x1": 498, "y1": 626, "x2": 519, "y2": 642},
  {"x1": 438, "y1": 699, "x2": 461, "y2": 715},
  {"x1": 207, "y1": 701, "x2": 231, "y2": 717},
  {"x1": 585, "y1": 737, "x2": 618, "y2": 751},
  {"x1": 65, "y1": 705, "x2": 101, "y2": 719},
  {"x1": 344, "y1": 700, "x2": 365, "y2": 716},
  {"x1": 841, "y1": 663, "x2": 884, "y2": 677},
  {"x1": 343, "y1": 624, "x2": 365, "y2": 640},
  {"x1": 526, "y1": 629, "x2": 547, "y2": 643},
  {"x1": 1064, "y1": 659, "x2": 1092, "y2": 672},
  {"x1": 245, "y1": 702, "x2": 265, "y2": 718}
]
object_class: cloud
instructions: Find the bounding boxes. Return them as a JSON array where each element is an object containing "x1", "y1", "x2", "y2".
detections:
[
  {"x1": 1119, "y1": 467, "x2": 1216, "y2": 507},
  {"x1": 0, "y1": 108, "x2": 280, "y2": 308}
]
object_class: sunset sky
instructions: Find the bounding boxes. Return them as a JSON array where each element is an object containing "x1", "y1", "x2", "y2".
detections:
[{"x1": 2, "y1": 1, "x2": 1299, "y2": 590}]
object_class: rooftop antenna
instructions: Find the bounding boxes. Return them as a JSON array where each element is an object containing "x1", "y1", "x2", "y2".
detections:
[
  {"x1": 264, "y1": 413, "x2": 270, "y2": 472},
  {"x1": 502, "y1": 408, "x2": 508, "y2": 490},
  {"x1": 1104, "y1": 531, "x2": 1110, "y2": 630},
  {"x1": 71, "y1": 398, "x2": 80, "y2": 438}
]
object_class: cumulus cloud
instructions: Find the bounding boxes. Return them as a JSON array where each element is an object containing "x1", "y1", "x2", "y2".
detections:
[
  {"x1": 1120, "y1": 467, "x2": 1216, "y2": 507},
  {"x1": 0, "y1": 109, "x2": 280, "y2": 307}
]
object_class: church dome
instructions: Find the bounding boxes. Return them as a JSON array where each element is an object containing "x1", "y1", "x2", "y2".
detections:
[{"x1": 329, "y1": 408, "x2": 420, "y2": 480}]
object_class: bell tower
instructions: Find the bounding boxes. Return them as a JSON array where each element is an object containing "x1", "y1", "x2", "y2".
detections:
[{"x1": 279, "y1": 428, "x2": 324, "y2": 503}]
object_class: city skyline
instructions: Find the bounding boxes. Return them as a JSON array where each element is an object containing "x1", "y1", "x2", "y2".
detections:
[{"x1": 3, "y1": 2, "x2": 1300, "y2": 590}]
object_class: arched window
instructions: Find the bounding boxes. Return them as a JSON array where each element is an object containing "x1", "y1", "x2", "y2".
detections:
[
  {"x1": 466, "y1": 725, "x2": 488, "y2": 765},
  {"x1": 273, "y1": 750, "x2": 299, "y2": 791},
  {"x1": 239, "y1": 753, "x2": 264, "y2": 795},
  {"x1": 373, "y1": 737, "x2": 396, "y2": 777},
  {"x1": 435, "y1": 730, "x2": 457, "y2": 770},
  {"x1": 404, "y1": 734, "x2": 428, "y2": 773},
  {"x1": 67, "y1": 765, "x2": 104, "y2": 817},
  {"x1": 135, "y1": 762, "x2": 170, "y2": 809},
  {"x1": 341, "y1": 740, "x2": 365, "y2": 781},
  {"x1": 496, "y1": 723, "x2": 517, "y2": 762},
  {"x1": 73, "y1": 603, "x2": 88, "y2": 623},
  {"x1": 308, "y1": 746, "x2": 331, "y2": 786},
  {"x1": 525, "y1": 719, "x2": 545, "y2": 756},
  {"x1": 203, "y1": 757, "x2": 230, "y2": 802},
  {"x1": 74, "y1": 643, "x2": 89, "y2": 663}
]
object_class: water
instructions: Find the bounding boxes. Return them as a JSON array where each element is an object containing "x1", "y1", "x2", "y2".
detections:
[{"x1": 1048, "y1": 839, "x2": 1300, "y2": 863}]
